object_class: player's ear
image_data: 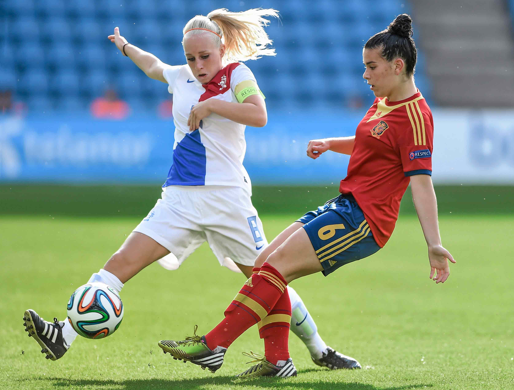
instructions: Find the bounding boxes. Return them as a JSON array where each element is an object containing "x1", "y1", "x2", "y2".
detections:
[
  {"x1": 394, "y1": 58, "x2": 404, "y2": 75},
  {"x1": 219, "y1": 43, "x2": 226, "y2": 59}
]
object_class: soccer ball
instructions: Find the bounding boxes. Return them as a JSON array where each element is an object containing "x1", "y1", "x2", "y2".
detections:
[{"x1": 67, "y1": 282, "x2": 124, "y2": 339}]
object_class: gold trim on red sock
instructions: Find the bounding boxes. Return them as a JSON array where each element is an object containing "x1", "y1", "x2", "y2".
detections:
[
  {"x1": 257, "y1": 314, "x2": 291, "y2": 329},
  {"x1": 259, "y1": 271, "x2": 286, "y2": 293},
  {"x1": 233, "y1": 293, "x2": 268, "y2": 320}
]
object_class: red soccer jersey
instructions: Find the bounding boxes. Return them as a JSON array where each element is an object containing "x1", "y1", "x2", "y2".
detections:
[{"x1": 339, "y1": 91, "x2": 434, "y2": 247}]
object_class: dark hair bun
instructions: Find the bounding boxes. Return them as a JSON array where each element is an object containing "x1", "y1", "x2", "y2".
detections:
[{"x1": 388, "y1": 14, "x2": 413, "y2": 38}]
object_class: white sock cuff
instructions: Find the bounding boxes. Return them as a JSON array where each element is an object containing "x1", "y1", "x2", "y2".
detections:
[
  {"x1": 88, "y1": 269, "x2": 124, "y2": 294},
  {"x1": 61, "y1": 319, "x2": 77, "y2": 348},
  {"x1": 98, "y1": 269, "x2": 124, "y2": 294}
]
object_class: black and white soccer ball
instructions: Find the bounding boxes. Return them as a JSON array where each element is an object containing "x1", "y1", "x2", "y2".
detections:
[{"x1": 67, "y1": 282, "x2": 124, "y2": 339}]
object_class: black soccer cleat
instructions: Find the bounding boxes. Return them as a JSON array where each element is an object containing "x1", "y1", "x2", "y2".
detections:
[
  {"x1": 23, "y1": 309, "x2": 68, "y2": 361},
  {"x1": 312, "y1": 347, "x2": 361, "y2": 370}
]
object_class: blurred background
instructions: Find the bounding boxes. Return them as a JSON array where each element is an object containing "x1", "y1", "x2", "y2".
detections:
[{"x1": 1, "y1": 0, "x2": 514, "y2": 214}]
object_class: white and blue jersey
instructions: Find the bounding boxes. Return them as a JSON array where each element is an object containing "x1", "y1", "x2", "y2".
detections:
[{"x1": 162, "y1": 62, "x2": 259, "y2": 194}]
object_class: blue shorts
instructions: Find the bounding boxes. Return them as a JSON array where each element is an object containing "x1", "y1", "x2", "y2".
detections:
[{"x1": 298, "y1": 194, "x2": 380, "y2": 276}]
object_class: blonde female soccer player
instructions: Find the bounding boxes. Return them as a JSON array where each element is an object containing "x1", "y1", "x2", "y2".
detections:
[
  {"x1": 158, "y1": 14, "x2": 456, "y2": 379},
  {"x1": 23, "y1": 8, "x2": 358, "y2": 371}
]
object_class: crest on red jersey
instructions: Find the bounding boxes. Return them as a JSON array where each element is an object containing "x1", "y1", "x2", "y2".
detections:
[{"x1": 371, "y1": 120, "x2": 389, "y2": 139}]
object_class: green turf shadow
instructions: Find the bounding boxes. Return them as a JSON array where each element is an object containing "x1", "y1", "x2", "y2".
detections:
[{"x1": 20, "y1": 376, "x2": 434, "y2": 390}]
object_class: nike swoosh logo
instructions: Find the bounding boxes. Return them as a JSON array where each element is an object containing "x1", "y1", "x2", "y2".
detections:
[
  {"x1": 187, "y1": 79, "x2": 195, "y2": 83},
  {"x1": 256, "y1": 244, "x2": 264, "y2": 250},
  {"x1": 295, "y1": 313, "x2": 308, "y2": 326}
]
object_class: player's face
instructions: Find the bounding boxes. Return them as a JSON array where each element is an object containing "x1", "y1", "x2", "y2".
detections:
[
  {"x1": 183, "y1": 33, "x2": 225, "y2": 84},
  {"x1": 362, "y1": 47, "x2": 398, "y2": 99}
]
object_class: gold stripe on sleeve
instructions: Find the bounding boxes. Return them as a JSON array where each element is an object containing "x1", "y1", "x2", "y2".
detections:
[
  {"x1": 414, "y1": 101, "x2": 426, "y2": 145},
  {"x1": 410, "y1": 103, "x2": 423, "y2": 146},
  {"x1": 405, "y1": 103, "x2": 418, "y2": 146}
]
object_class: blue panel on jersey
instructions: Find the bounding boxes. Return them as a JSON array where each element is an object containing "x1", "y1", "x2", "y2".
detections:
[{"x1": 163, "y1": 130, "x2": 206, "y2": 186}]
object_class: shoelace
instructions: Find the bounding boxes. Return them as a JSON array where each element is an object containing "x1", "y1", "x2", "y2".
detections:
[
  {"x1": 242, "y1": 351, "x2": 267, "y2": 365},
  {"x1": 178, "y1": 325, "x2": 203, "y2": 346}
]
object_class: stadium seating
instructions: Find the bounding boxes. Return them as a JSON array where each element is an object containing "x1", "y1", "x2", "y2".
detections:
[{"x1": 3, "y1": 0, "x2": 432, "y2": 113}]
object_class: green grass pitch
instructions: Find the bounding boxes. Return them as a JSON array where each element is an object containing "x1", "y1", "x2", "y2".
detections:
[{"x1": 1, "y1": 211, "x2": 514, "y2": 389}]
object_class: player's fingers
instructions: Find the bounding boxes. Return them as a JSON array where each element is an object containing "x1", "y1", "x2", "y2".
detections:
[
  {"x1": 114, "y1": 27, "x2": 120, "y2": 37},
  {"x1": 438, "y1": 272, "x2": 446, "y2": 284},
  {"x1": 190, "y1": 113, "x2": 196, "y2": 131},
  {"x1": 430, "y1": 267, "x2": 435, "y2": 280},
  {"x1": 438, "y1": 268, "x2": 448, "y2": 283},
  {"x1": 445, "y1": 250, "x2": 456, "y2": 264}
]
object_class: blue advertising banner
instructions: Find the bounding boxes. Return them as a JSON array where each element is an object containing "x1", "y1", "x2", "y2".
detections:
[
  {"x1": 4, "y1": 110, "x2": 513, "y2": 185},
  {"x1": 0, "y1": 112, "x2": 360, "y2": 185}
]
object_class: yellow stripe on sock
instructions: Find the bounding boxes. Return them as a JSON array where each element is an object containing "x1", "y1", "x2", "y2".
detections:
[
  {"x1": 257, "y1": 314, "x2": 292, "y2": 329},
  {"x1": 234, "y1": 293, "x2": 268, "y2": 320},
  {"x1": 259, "y1": 271, "x2": 286, "y2": 293}
]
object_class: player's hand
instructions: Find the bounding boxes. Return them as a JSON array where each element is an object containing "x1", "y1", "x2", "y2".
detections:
[
  {"x1": 307, "y1": 139, "x2": 331, "y2": 159},
  {"x1": 108, "y1": 27, "x2": 128, "y2": 54},
  {"x1": 428, "y1": 245, "x2": 456, "y2": 284},
  {"x1": 188, "y1": 100, "x2": 212, "y2": 131}
]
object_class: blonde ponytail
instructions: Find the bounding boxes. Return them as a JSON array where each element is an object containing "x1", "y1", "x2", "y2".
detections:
[{"x1": 183, "y1": 8, "x2": 279, "y2": 64}]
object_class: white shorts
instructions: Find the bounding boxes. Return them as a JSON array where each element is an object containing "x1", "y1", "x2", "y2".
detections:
[{"x1": 133, "y1": 186, "x2": 268, "y2": 270}]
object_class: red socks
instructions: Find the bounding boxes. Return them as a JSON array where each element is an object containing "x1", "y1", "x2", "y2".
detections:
[
  {"x1": 258, "y1": 286, "x2": 291, "y2": 364},
  {"x1": 205, "y1": 263, "x2": 288, "y2": 353}
]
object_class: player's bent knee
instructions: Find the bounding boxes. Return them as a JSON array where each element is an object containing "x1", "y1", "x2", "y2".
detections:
[
  {"x1": 264, "y1": 249, "x2": 294, "y2": 280},
  {"x1": 254, "y1": 252, "x2": 268, "y2": 268}
]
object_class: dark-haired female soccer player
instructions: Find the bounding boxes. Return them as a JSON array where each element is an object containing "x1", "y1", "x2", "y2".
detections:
[{"x1": 158, "y1": 14, "x2": 456, "y2": 378}]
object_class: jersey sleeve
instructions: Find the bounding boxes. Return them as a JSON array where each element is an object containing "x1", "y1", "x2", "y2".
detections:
[
  {"x1": 230, "y1": 63, "x2": 264, "y2": 103},
  {"x1": 162, "y1": 65, "x2": 185, "y2": 94},
  {"x1": 399, "y1": 106, "x2": 434, "y2": 177}
]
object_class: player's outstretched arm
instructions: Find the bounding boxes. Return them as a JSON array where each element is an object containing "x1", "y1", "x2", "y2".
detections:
[
  {"x1": 108, "y1": 27, "x2": 167, "y2": 83},
  {"x1": 410, "y1": 174, "x2": 456, "y2": 284},
  {"x1": 306, "y1": 137, "x2": 355, "y2": 159}
]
